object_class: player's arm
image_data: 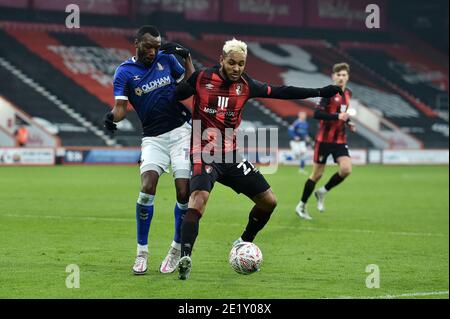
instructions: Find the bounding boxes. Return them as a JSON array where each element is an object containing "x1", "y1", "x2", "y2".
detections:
[
  {"x1": 248, "y1": 78, "x2": 343, "y2": 100},
  {"x1": 161, "y1": 41, "x2": 195, "y2": 83},
  {"x1": 345, "y1": 90, "x2": 356, "y2": 132},
  {"x1": 174, "y1": 70, "x2": 199, "y2": 100},
  {"x1": 104, "y1": 66, "x2": 129, "y2": 132},
  {"x1": 104, "y1": 99, "x2": 127, "y2": 133},
  {"x1": 111, "y1": 99, "x2": 128, "y2": 121},
  {"x1": 183, "y1": 54, "x2": 195, "y2": 81},
  {"x1": 314, "y1": 98, "x2": 349, "y2": 122},
  {"x1": 288, "y1": 124, "x2": 297, "y2": 140}
]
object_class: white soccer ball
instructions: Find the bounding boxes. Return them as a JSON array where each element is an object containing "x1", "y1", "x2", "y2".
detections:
[{"x1": 229, "y1": 242, "x2": 263, "y2": 275}]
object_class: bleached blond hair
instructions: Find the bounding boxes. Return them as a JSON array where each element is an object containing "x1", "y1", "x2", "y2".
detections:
[{"x1": 222, "y1": 38, "x2": 247, "y2": 57}]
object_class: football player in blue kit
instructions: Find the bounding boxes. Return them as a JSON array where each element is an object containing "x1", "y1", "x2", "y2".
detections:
[
  {"x1": 288, "y1": 111, "x2": 311, "y2": 173},
  {"x1": 103, "y1": 25, "x2": 195, "y2": 275}
]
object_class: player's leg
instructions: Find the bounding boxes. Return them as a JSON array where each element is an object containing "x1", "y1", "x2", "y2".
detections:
[
  {"x1": 237, "y1": 188, "x2": 277, "y2": 244},
  {"x1": 296, "y1": 163, "x2": 325, "y2": 219},
  {"x1": 160, "y1": 124, "x2": 191, "y2": 273},
  {"x1": 178, "y1": 161, "x2": 218, "y2": 280},
  {"x1": 290, "y1": 140, "x2": 302, "y2": 172},
  {"x1": 219, "y1": 157, "x2": 275, "y2": 244},
  {"x1": 159, "y1": 177, "x2": 189, "y2": 273},
  {"x1": 315, "y1": 156, "x2": 351, "y2": 210},
  {"x1": 134, "y1": 170, "x2": 160, "y2": 275},
  {"x1": 133, "y1": 136, "x2": 170, "y2": 275},
  {"x1": 314, "y1": 145, "x2": 352, "y2": 212},
  {"x1": 296, "y1": 142, "x2": 328, "y2": 219},
  {"x1": 299, "y1": 141, "x2": 307, "y2": 173},
  {"x1": 178, "y1": 189, "x2": 210, "y2": 280}
]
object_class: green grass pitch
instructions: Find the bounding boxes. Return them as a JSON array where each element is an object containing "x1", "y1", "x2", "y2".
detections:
[{"x1": 0, "y1": 165, "x2": 448, "y2": 299}]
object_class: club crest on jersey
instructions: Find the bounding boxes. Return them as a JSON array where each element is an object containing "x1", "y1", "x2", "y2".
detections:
[
  {"x1": 205, "y1": 83, "x2": 214, "y2": 90},
  {"x1": 157, "y1": 62, "x2": 164, "y2": 71},
  {"x1": 340, "y1": 104, "x2": 347, "y2": 112},
  {"x1": 135, "y1": 87, "x2": 143, "y2": 96},
  {"x1": 235, "y1": 84, "x2": 242, "y2": 95},
  {"x1": 205, "y1": 165, "x2": 212, "y2": 174}
]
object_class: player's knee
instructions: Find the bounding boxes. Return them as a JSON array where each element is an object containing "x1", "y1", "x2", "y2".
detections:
[
  {"x1": 141, "y1": 183, "x2": 156, "y2": 195},
  {"x1": 340, "y1": 166, "x2": 352, "y2": 178},
  {"x1": 268, "y1": 196, "x2": 277, "y2": 212},
  {"x1": 262, "y1": 192, "x2": 277, "y2": 212},
  {"x1": 176, "y1": 187, "x2": 190, "y2": 204},
  {"x1": 311, "y1": 172, "x2": 323, "y2": 182},
  {"x1": 189, "y1": 191, "x2": 209, "y2": 212}
]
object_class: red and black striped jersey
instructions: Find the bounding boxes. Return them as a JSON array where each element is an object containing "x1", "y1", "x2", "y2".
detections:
[
  {"x1": 315, "y1": 88, "x2": 352, "y2": 144},
  {"x1": 186, "y1": 67, "x2": 274, "y2": 157}
]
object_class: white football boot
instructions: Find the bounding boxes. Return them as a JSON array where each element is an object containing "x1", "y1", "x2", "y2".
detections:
[
  {"x1": 133, "y1": 251, "x2": 148, "y2": 275},
  {"x1": 178, "y1": 256, "x2": 192, "y2": 280},
  {"x1": 232, "y1": 237, "x2": 244, "y2": 247},
  {"x1": 314, "y1": 189, "x2": 326, "y2": 212},
  {"x1": 295, "y1": 202, "x2": 312, "y2": 220},
  {"x1": 159, "y1": 245, "x2": 181, "y2": 274}
]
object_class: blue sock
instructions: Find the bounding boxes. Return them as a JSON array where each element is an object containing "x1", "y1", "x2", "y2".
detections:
[
  {"x1": 174, "y1": 202, "x2": 188, "y2": 244},
  {"x1": 300, "y1": 159, "x2": 305, "y2": 170},
  {"x1": 136, "y1": 192, "x2": 154, "y2": 246}
]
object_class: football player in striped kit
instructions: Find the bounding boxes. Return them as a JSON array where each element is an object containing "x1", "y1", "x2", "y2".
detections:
[
  {"x1": 296, "y1": 63, "x2": 356, "y2": 220},
  {"x1": 173, "y1": 38, "x2": 342, "y2": 280}
]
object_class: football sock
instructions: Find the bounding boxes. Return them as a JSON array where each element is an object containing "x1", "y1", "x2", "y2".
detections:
[
  {"x1": 324, "y1": 173, "x2": 345, "y2": 191},
  {"x1": 174, "y1": 202, "x2": 188, "y2": 244},
  {"x1": 136, "y1": 192, "x2": 154, "y2": 247},
  {"x1": 300, "y1": 159, "x2": 305, "y2": 170},
  {"x1": 241, "y1": 206, "x2": 272, "y2": 242},
  {"x1": 180, "y1": 208, "x2": 202, "y2": 257},
  {"x1": 137, "y1": 244, "x2": 148, "y2": 254},
  {"x1": 301, "y1": 178, "x2": 316, "y2": 203}
]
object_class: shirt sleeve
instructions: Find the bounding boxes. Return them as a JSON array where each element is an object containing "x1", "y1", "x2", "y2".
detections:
[
  {"x1": 248, "y1": 76, "x2": 319, "y2": 99},
  {"x1": 174, "y1": 70, "x2": 199, "y2": 100},
  {"x1": 314, "y1": 98, "x2": 339, "y2": 121},
  {"x1": 113, "y1": 66, "x2": 129, "y2": 100},
  {"x1": 316, "y1": 97, "x2": 329, "y2": 111},
  {"x1": 187, "y1": 70, "x2": 200, "y2": 88},
  {"x1": 168, "y1": 54, "x2": 186, "y2": 83},
  {"x1": 248, "y1": 78, "x2": 272, "y2": 98},
  {"x1": 288, "y1": 123, "x2": 297, "y2": 139}
]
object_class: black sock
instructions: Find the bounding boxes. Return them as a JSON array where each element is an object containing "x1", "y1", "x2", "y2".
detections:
[
  {"x1": 180, "y1": 208, "x2": 201, "y2": 257},
  {"x1": 324, "y1": 173, "x2": 345, "y2": 191},
  {"x1": 241, "y1": 206, "x2": 273, "y2": 242},
  {"x1": 301, "y1": 178, "x2": 316, "y2": 203}
]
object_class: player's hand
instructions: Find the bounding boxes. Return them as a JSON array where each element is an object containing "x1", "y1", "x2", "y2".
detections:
[
  {"x1": 160, "y1": 42, "x2": 190, "y2": 59},
  {"x1": 348, "y1": 121, "x2": 357, "y2": 132},
  {"x1": 338, "y1": 112, "x2": 350, "y2": 122},
  {"x1": 103, "y1": 112, "x2": 117, "y2": 133},
  {"x1": 318, "y1": 85, "x2": 343, "y2": 98}
]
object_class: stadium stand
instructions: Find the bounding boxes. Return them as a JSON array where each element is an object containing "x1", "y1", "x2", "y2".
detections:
[
  {"x1": 0, "y1": 24, "x2": 142, "y2": 146},
  {"x1": 0, "y1": 0, "x2": 447, "y2": 150}
]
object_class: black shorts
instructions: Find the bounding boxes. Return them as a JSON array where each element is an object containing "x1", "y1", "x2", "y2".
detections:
[
  {"x1": 190, "y1": 152, "x2": 271, "y2": 199},
  {"x1": 314, "y1": 142, "x2": 350, "y2": 164}
]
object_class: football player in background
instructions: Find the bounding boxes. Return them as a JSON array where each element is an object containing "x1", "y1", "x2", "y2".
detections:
[
  {"x1": 295, "y1": 63, "x2": 356, "y2": 220},
  {"x1": 173, "y1": 38, "x2": 343, "y2": 280},
  {"x1": 103, "y1": 25, "x2": 195, "y2": 275},
  {"x1": 288, "y1": 111, "x2": 311, "y2": 173}
]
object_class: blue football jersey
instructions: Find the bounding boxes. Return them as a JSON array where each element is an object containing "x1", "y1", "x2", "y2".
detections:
[
  {"x1": 113, "y1": 52, "x2": 189, "y2": 137},
  {"x1": 288, "y1": 119, "x2": 309, "y2": 140}
]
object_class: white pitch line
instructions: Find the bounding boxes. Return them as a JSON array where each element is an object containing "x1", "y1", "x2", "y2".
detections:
[
  {"x1": 1, "y1": 214, "x2": 448, "y2": 238},
  {"x1": 335, "y1": 290, "x2": 449, "y2": 299}
]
